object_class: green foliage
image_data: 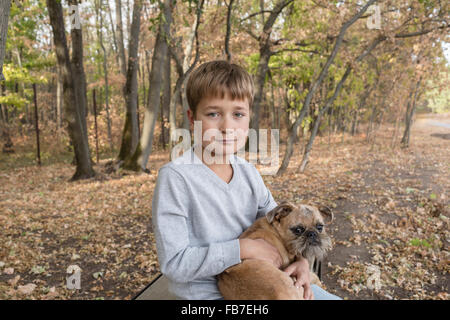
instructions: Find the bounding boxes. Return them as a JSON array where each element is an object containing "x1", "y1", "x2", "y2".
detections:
[
  {"x1": 409, "y1": 238, "x2": 432, "y2": 248},
  {"x1": 242, "y1": 52, "x2": 261, "y2": 76},
  {"x1": 3, "y1": 63, "x2": 47, "y2": 85},
  {"x1": 0, "y1": 93, "x2": 28, "y2": 109}
]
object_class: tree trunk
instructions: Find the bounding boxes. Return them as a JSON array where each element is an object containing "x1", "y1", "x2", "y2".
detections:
[
  {"x1": 224, "y1": 0, "x2": 234, "y2": 62},
  {"x1": 250, "y1": 45, "x2": 271, "y2": 150},
  {"x1": 180, "y1": 11, "x2": 200, "y2": 131},
  {"x1": 340, "y1": 110, "x2": 346, "y2": 144},
  {"x1": 269, "y1": 71, "x2": 276, "y2": 129},
  {"x1": 106, "y1": 0, "x2": 119, "y2": 59},
  {"x1": 0, "y1": 0, "x2": 11, "y2": 81},
  {"x1": 350, "y1": 110, "x2": 358, "y2": 136},
  {"x1": 118, "y1": 0, "x2": 143, "y2": 165},
  {"x1": 168, "y1": 0, "x2": 203, "y2": 154},
  {"x1": 96, "y1": 0, "x2": 113, "y2": 156},
  {"x1": 160, "y1": 50, "x2": 171, "y2": 149},
  {"x1": 32, "y1": 84, "x2": 41, "y2": 166},
  {"x1": 69, "y1": 0, "x2": 88, "y2": 125},
  {"x1": 128, "y1": 0, "x2": 174, "y2": 171},
  {"x1": 401, "y1": 78, "x2": 422, "y2": 148},
  {"x1": 327, "y1": 107, "x2": 333, "y2": 146},
  {"x1": 46, "y1": 0, "x2": 95, "y2": 180},
  {"x1": 115, "y1": 0, "x2": 127, "y2": 76},
  {"x1": 56, "y1": 64, "x2": 63, "y2": 135},
  {"x1": 299, "y1": 111, "x2": 323, "y2": 172}
]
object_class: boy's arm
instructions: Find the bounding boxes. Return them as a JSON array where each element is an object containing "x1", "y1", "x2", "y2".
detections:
[{"x1": 152, "y1": 167, "x2": 241, "y2": 284}]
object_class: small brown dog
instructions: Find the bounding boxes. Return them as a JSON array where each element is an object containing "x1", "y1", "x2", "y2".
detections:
[{"x1": 217, "y1": 201, "x2": 333, "y2": 300}]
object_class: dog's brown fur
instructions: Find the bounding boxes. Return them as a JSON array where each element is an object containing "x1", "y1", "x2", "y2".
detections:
[{"x1": 217, "y1": 202, "x2": 333, "y2": 300}]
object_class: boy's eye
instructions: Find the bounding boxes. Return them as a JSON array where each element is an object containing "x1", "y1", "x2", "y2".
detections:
[
  {"x1": 234, "y1": 112, "x2": 245, "y2": 118},
  {"x1": 207, "y1": 112, "x2": 219, "y2": 117}
]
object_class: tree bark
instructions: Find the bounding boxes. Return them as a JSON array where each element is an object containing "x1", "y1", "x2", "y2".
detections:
[
  {"x1": 115, "y1": 0, "x2": 127, "y2": 76},
  {"x1": 32, "y1": 84, "x2": 41, "y2": 166},
  {"x1": 224, "y1": 0, "x2": 234, "y2": 62},
  {"x1": 401, "y1": 78, "x2": 422, "y2": 147},
  {"x1": 127, "y1": 0, "x2": 174, "y2": 171},
  {"x1": 0, "y1": 0, "x2": 11, "y2": 81},
  {"x1": 167, "y1": 0, "x2": 202, "y2": 155},
  {"x1": 69, "y1": 0, "x2": 88, "y2": 125},
  {"x1": 96, "y1": 0, "x2": 113, "y2": 155},
  {"x1": 180, "y1": 9, "x2": 200, "y2": 131},
  {"x1": 56, "y1": 64, "x2": 63, "y2": 135},
  {"x1": 118, "y1": 0, "x2": 143, "y2": 165},
  {"x1": 160, "y1": 49, "x2": 171, "y2": 149},
  {"x1": 46, "y1": 0, "x2": 95, "y2": 180},
  {"x1": 350, "y1": 109, "x2": 358, "y2": 136},
  {"x1": 106, "y1": 0, "x2": 119, "y2": 59}
]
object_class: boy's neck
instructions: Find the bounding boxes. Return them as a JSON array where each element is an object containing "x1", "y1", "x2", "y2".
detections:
[{"x1": 193, "y1": 145, "x2": 233, "y2": 171}]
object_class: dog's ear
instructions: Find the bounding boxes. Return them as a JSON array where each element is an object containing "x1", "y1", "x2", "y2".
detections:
[
  {"x1": 266, "y1": 202, "x2": 295, "y2": 224},
  {"x1": 318, "y1": 205, "x2": 334, "y2": 224}
]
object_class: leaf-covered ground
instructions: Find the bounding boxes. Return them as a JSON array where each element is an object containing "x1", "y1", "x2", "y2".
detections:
[{"x1": 0, "y1": 114, "x2": 448, "y2": 300}]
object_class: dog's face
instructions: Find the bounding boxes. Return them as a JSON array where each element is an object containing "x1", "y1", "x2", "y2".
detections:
[{"x1": 266, "y1": 201, "x2": 333, "y2": 260}]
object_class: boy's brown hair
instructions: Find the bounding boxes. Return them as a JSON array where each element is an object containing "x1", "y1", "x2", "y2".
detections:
[{"x1": 186, "y1": 60, "x2": 254, "y2": 115}]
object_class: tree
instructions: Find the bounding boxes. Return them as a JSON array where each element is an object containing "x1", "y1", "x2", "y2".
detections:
[
  {"x1": 46, "y1": 0, "x2": 95, "y2": 180},
  {"x1": 125, "y1": 0, "x2": 175, "y2": 171},
  {"x1": 115, "y1": 0, "x2": 127, "y2": 77},
  {"x1": 117, "y1": 0, "x2": 143, "y2": 164},
  {"x1": 0, "y1": 0, "x2": 11, "y2": 81},
  {"x1": 240, "y1": 0, "x2": 295, "y2": 149},
  {"x1": 167, "y1": 0, "x2": 203, "y2": 152},
  {"x1": 277, "y1": 0, "x2": 377, "y2": 175},
  {"x1": 95, "y1": 0, "x2": 113, "y2": 154}
]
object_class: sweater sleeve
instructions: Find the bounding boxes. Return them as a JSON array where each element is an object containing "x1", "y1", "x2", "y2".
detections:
[{"x1": 152, "y1": 167, "x2": 241, "y2": 284}]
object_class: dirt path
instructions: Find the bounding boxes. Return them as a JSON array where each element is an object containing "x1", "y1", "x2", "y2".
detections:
[{"x1": 318, "y1": 114, "x2": 449, "y2": 300}]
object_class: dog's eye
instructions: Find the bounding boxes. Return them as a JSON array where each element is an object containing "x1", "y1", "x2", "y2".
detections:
[
  {"x1": 291, "y1": 226, "x2": 305, "y2": 235},
  {"x1": 316, "y1": 224, "x2": 324, "y2": 233}
]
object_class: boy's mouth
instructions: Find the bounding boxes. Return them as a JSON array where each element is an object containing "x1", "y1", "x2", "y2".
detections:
[{"x1": 217, "y1": 139, "x2": 237, "y2": 144}]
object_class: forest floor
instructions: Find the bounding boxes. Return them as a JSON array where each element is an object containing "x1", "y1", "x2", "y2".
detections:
[{"x1": 0, "y1": 113, "x2": 448, "y2": 300}]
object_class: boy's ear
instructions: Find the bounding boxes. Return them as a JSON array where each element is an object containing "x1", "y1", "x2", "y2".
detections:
[
  {"x1": 187, "y1": 109, "x2": 195, "y2": 129},
  {"x1": 266, "y1": 202, "x2": 295, "y2": 224}
]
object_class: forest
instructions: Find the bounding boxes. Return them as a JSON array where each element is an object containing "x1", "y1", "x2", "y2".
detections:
[{"x1": 0, "y1": 0, "x2": 449, "y2": 300}]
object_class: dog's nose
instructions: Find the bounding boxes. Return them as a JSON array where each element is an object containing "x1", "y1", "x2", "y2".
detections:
[
  {"x1": 306, "y1": 231, "x2": 320, "y2": 245},
  {"x1": 306, "y1": 231, "x2": 317, "y2": 239}
]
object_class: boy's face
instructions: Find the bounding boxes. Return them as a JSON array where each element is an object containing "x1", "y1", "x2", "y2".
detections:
[{"x1": 187, "y1": 91, "x2": 250, "y2": 158}]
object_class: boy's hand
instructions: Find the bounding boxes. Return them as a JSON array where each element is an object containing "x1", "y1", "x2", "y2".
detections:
[
  {"x1": 283, "y1": 257, "x2": 314, "y2": 300},
  {"x1": 239, "y1": 238, "x2": 282, "y2": 268}
]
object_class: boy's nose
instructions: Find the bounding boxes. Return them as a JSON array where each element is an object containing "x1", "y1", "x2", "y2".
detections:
[{"x1": 219, "y1": 117, "x2": 233, "y2": 133}]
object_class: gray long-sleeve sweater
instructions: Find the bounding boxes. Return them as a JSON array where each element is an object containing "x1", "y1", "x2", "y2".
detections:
[{"x1": 151, "y1": 146, "x2": 278, "y2": 299}]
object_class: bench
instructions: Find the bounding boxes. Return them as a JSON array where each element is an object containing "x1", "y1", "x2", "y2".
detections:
[{"x1": 133, "y1": 259, "x2": 323, "y2": 300}]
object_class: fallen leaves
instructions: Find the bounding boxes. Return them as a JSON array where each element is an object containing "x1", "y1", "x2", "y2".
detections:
[
  {"x1": 0, "y1": 162, "x2": 159, "y2": 300},
  {"x1": 17, "y1": 283, "x2": 36, "y2": 295}
]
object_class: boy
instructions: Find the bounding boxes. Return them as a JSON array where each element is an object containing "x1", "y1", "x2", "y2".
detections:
[{"x1": 152, "y1": 60, "x2": 340, "y2": 300}]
